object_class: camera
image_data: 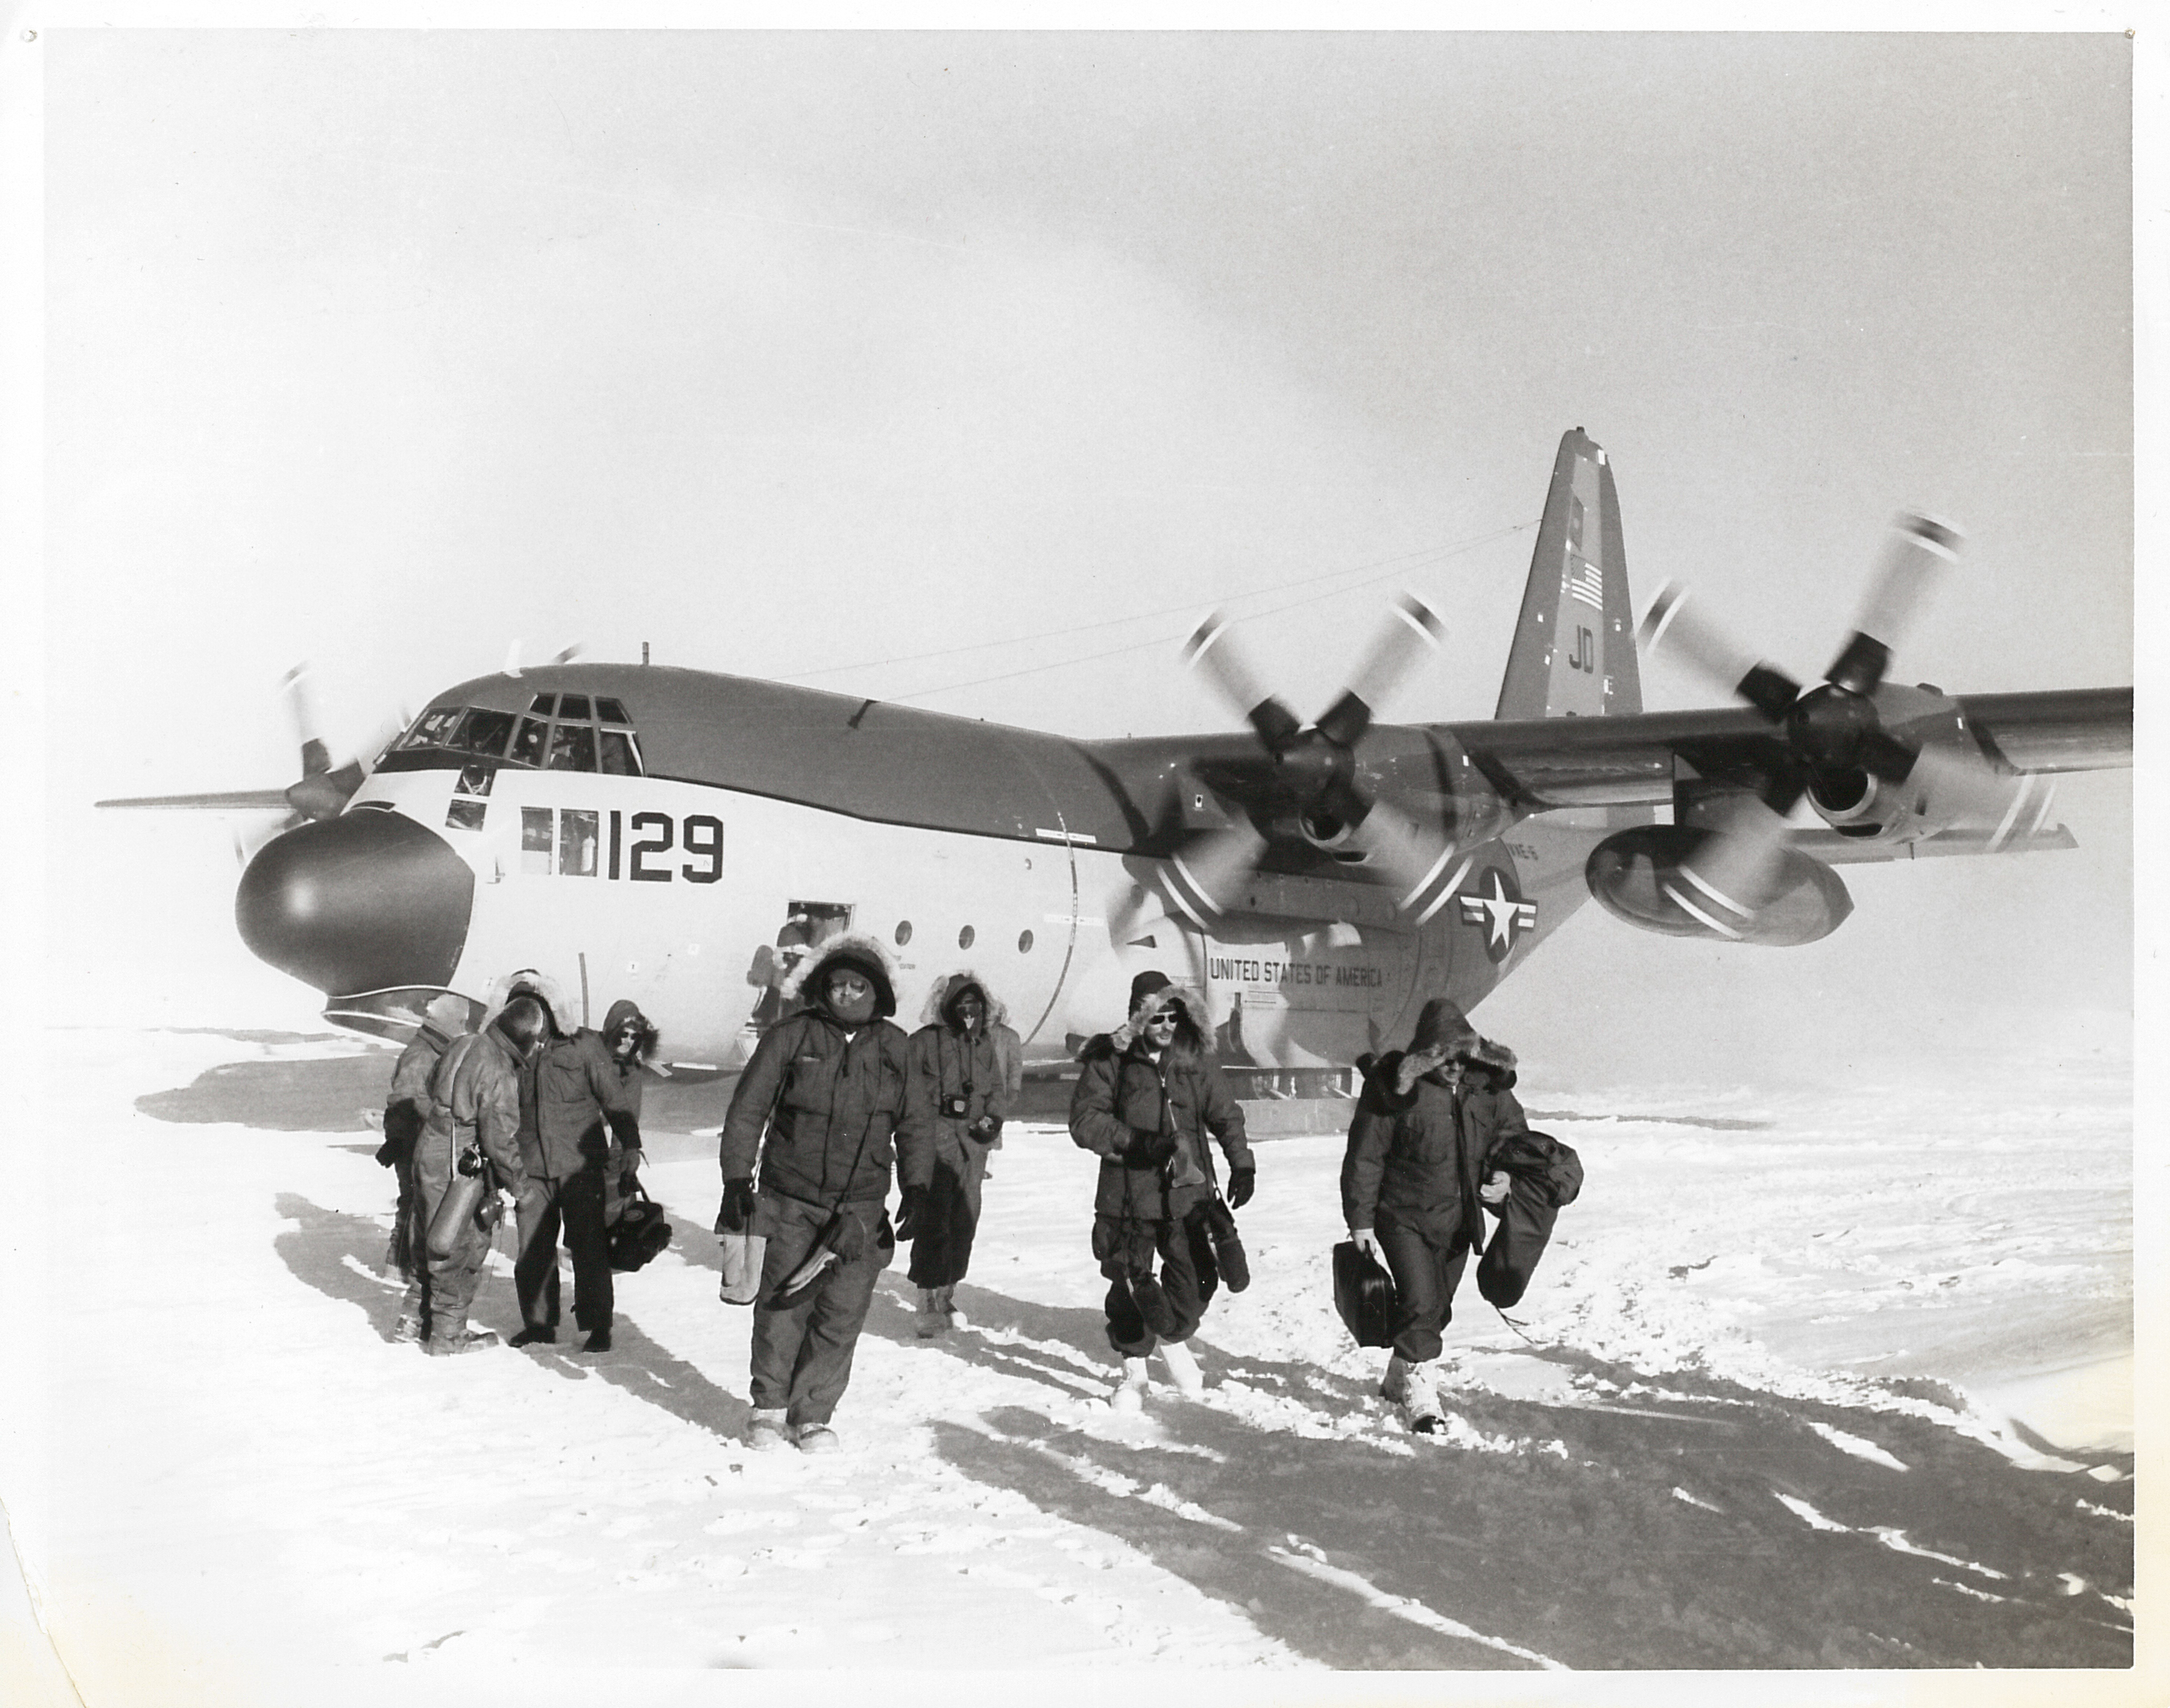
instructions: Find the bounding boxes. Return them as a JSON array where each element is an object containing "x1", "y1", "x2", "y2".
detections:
[
  {"x1": 455, "y1": 1145, "x2": 485, "y2": 1178},
  {"x1": 942, "y1": 1094, "x2": 970, "y2": 1118}
]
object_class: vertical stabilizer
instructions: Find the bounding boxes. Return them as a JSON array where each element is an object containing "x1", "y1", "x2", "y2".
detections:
[{"x1": 1494, "y1": 429, "x2": 1642, "y2": 720}]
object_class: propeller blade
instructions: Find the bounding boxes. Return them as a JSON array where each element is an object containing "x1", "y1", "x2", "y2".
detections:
[
  {"x1": 1639, "y1": 584, "x2": 1802, "y2": 721},
  {"x1": 1183, "y1": 611, "x2": 1302, "y2": 753},
  {"x1": 279, "y1": 663, "x2": 331, "y2": 777},
  {"x1": 1314, "y1": 594, "x2": 1445, "y2": 748},
  {"x1": 1345, "y1": 798, "x2": 1465, "y2": 924},
  {"x1": 1162, "y1": 821, "x2": 1269, "y2": 928},
  {"x1": 1663, "y1": 794, "x2": 1801, "y2": 939},
  {"x1": 550, "y1": 642, "x2": 586, "y2": 665},
  {"x1": 1824, "y1": 514, "x2": 1960, "y2": 696}
]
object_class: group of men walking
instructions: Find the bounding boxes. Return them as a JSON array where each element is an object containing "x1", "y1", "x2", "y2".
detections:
[
  {"x1": 381, "y1": 976, "x2": 655, "y2": 1356},
  {"x1": 381, "y1": 936, "x2": 1532, "y2": 1443}
]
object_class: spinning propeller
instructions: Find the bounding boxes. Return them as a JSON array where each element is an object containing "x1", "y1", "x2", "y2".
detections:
[
  {"x1": 1639, "y1": 514, "x2": 2042, "y2": 919},
  {"x1": 1163, "y1": 594, "x2": 1459, "y2": 923}
]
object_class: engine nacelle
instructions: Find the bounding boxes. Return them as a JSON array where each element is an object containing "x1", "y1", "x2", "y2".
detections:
[
  {"x1": 1801, "y1": 685, "x2": 2037, "y2": 846},
  {"x1": 1586, "y1": 825, "x2": 1853, "y2": 946}
]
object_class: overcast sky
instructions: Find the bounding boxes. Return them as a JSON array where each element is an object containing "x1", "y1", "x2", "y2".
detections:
[{"x1": 21, "y1": 23, "x2": 2142, "y2": 1067}]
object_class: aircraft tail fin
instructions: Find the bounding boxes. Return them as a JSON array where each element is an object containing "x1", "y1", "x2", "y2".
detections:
[{"x1": 1494, "y1": 429, "x2": 1643, "y2": 720}]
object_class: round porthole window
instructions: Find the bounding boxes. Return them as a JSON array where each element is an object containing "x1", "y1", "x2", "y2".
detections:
[
  {"x1": 1018, "y1": 929, "x2": 1035, "y2": 953},
  {"x1": 958, "y1": 925, "x2": 975, "y2": 950},
  {"x1": 895, "y1": 921, "x2": 913, "y2": 947}
]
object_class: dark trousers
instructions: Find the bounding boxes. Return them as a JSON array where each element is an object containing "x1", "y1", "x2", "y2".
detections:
[
  {"x1": 515, "y1": 1169, "x2": 614, "y2": 1332},
  {"x1": 750, "y1": 1194, "x2": 893, "y2": 1428},
  {"x1": 1093, "y1": 1207, "x2": 1219, "y2": 1357},
  {"x1": 1376, "y1": 1204, "x2": 1473, "y2": 1364},
  {"x1": 907, "y1": 1134, "x2": 990, "y2": 1289}
]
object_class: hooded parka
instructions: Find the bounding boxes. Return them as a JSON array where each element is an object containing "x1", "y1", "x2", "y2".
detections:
[
  {"x1": 720, "y1": 936, "x2": 929, "y2": 1213},
  {"x1": 411, "y1": 1021, "x2": 532, "y2": 1329},
  {"x1": 383, "y1": 1003, "x2": 470, "y2": 1312},
  {"x1": 1342, "y1": 1035, "x2": 1527, "y2": 1364},
  {"x1": 719, "y1": 935, "x2": 931, "y2": 1434},
  {"x1": 901, "y1": 972, "x2": 1023, "y2": 1290},
  {"x1": 514, "y1": 998, "x2": 655, "y2": 1340},
  {"x1": 1069, "y1": 983, "x2": 1252, "y2": 1356}
]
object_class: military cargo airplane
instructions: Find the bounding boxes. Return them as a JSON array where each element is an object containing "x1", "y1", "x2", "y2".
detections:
[{"x1": 100, "y1": 430, "x2": 2133, "y2": 1081}]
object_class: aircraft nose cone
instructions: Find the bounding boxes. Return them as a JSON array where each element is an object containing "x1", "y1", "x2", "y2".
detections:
[{"x1": 237, "y1": 810, "x2": 474, "y2": 995}]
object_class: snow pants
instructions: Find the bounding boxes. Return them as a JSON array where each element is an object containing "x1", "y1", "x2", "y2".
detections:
[
  {"x1": 1376, "y1": 1202, "x2": 1473, "y2": 1364},
  {"x1": 749, "y1": 1194, "x2": 894, "y2": 1429},
  {"x1": 1093, "y1": 1203, "x2": 1219, "y2": 1357},
  {"x1": 413, "y1": 1172, "x2": 492, "y2": 1328},
  {"x1": 514, "y1": 1169, "x2": 614, "y2": 1333},
  {"x1": 907, "y1": 1131, "x2": 990, "y2": 1290}
]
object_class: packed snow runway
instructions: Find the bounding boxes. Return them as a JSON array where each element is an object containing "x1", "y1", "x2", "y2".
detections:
[{"x1": 3, "y1": 1026, "x2": 2133, "y2": 1698}]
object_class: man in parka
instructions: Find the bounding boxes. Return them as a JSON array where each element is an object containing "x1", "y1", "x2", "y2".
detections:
[
  {"x1": 717, "y1": 936, "x2": 931, "y2": 1452},
  {"x1": 512, "y1": 997, "x2": 656, "y2": 1353},
  {"x1": 1069, "y1": 971, "x2": 1253, "y2": 1411},
  {"x1": 1343, "y1": 997, "x2": 1521, "y2": 1432},
  {"x1": 383, "y1": 991, "x2": 475, "y2": 1343},
  {"x1": 412, "y1": 995, "x2": 547, "y2": 1356},
  {"x1": 901, "y1": 972, "x2": 1023, "y2": 1337}
]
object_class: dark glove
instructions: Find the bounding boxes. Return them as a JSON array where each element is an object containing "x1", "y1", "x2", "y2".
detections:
[
  {"x1": 1227, "y1": 1164, "x2": 1255, "y2": 1210},
  {"x1": 1123, "y1": 1126, "x2": 1176, "y2": 1169},
  {"x1": 715, "y1": 1177, "x2": 757, "y2": 1235},
  {"x1": 968, "y1": 1114, "x2": 1003, "y2": 1144},
  {"x1": 618, "y1": 1147, "x2": 642, "y2": 1196},
  {"x1": 894, "y1": 1184, "x2": 929, "y2": 1242}
]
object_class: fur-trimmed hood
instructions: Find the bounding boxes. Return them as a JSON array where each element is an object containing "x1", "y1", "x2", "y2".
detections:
[
  {"x1": 1463, "y1": 1035, "x2": 1518, "y2": 1087},
  {"x1": 1075, "y1": 980, "x2": 1208, "y2": 1064},
  {"x1": 599, "y1": 997, "x2": 658, "y2": 1062},
  {"x1": 918, "y1": 969, "x2": 1011, "y2": 1032},
  {"x1": 1357, "y1": 1032, "x2": 1518, "y2": 1092},
  {"x1": 778, "y1": 931, "x2": 902, "y2": 1021},
  {"x1": 483, "y1": 966, "x2": 576, "y2": 1038}
]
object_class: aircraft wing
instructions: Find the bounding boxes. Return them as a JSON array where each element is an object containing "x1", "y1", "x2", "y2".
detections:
[
  {"x1": 1447, "y1": 686, "x2": 2133, "y2": 813},
  {"x1": 96, "y1": 789, "x2": 295, "y2": 810}
]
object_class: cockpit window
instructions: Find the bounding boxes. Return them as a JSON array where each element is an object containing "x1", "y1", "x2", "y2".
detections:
[
  {"x1": 454, "y1": 708, "x2": 517, "y2": 758},
  {"x1": 402, "y1": 709, "x2": 462, "y2": 750},
  {"x1": 599, "y1": 730, "x2": 639, "y2": 775},
  {"x1": 511, "y1": 715, "x2": 549, "y2": 767},
  {"x1": 545, "y1": 722, "x2": 597, "y2": 772},
  {"x1": 392, "y1": 695, "x2": 643, "y2": 776}
]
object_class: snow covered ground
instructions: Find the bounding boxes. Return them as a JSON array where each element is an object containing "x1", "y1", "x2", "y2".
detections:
[{"x1": 1, "y1": 1025, "x2": 2138, "y2": 1701}]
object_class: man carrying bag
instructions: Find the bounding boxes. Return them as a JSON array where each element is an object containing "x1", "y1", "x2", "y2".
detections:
[{"x1": 716, "y1": 935, "x2": 932, "y2": 1454}]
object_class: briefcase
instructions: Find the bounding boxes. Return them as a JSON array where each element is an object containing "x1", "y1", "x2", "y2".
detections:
[
  {"x1": 608, "y1": 1180, "x2": 673, "y2": 1272},
  {"x1": 1332, "y1": 1240, "x2": 1398, "y2": 1348}
]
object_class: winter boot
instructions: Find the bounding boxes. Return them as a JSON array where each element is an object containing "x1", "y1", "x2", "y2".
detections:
[
  {"x1": 582, "y1": 1327, "x2": 612, "y2": 1353},
  {"x1": 915, "y1": 1287, "x2": 949, "y2": 1339},
  {"x1": 509, "y1": 1325, "x2": 556, "y2": 1347},
  {"x1": 935, "y1": 1284, "x2": 966, "y2": 1331},
  {"x1": 1109, "y1": 1356, "x2": 1151, "y2": 1414},
  {"x1": 424, "y1": 1321, "x2": 501, "y2": 1357},
  {"x1": 747, "y1": 1408, "x2": 792, "y2": 1452},
  {"x1": 391, "y1": 1314, "x2": 424, "y2": 1345},
  {"x1": 1379, "y1": 1352, "x2": 1409, "y2": 1402},
  {"x1": 1157, "y1": 1338, "x2": 1206, "y2": 1397},
  {"x1": 1402, "y1": 1361, "x2": 1445, "y2": 1435},
  {"x1": 792, "y1": 1423, "x2": 840, "y2": 1454}
]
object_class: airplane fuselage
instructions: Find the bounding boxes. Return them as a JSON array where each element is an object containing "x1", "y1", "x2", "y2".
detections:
[{"x1": 238, "y1": 662, "x2": 1620, "y2": 1073}]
